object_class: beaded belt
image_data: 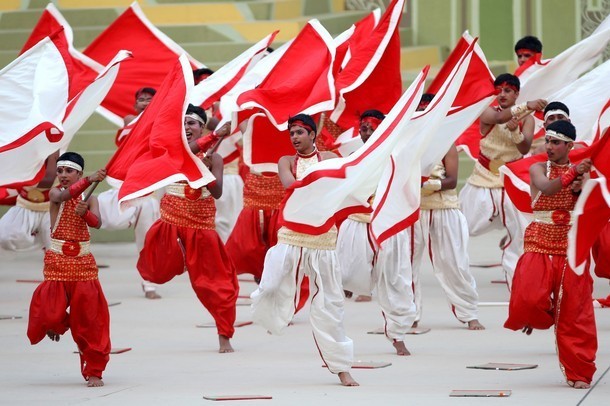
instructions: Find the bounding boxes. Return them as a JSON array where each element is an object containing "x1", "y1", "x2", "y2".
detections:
[
  {"x1": 533, "y1": 210, "x2": 573, "y2": 226},
  {"x1": 166, "y1": 183, "x2": 210, "y2": 200},
  {"x1": 49, "y1": 238, "x2": 91, "y2": 257}
]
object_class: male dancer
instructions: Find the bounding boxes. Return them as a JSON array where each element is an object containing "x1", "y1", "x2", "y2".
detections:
[
  {"x1": 27, "y1": 152, "x2": 110, "y2": 387},
  {"x1": 459, "y1": 73, "x2": 546, "y2": 286},
  {"x1": 504, "y1": 120, "x2": 596, "y2": 389},
  {"x1": 137, "y1": 105, "x2": 238, "y2": 353},
  {"x1": 251, "y1": 114, "x2": 358, "y2": 386}
]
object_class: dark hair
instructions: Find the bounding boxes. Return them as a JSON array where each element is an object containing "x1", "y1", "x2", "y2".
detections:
[
  {"x1": 193, "y1": 68, "x2": 215, "y2": 79},
  {"x1": 57, "y1": 152, "x2": 85, "y2": 170},
  {"x1": 288, "y1": 113, "x2": 317, "y2": 135},
  {"x1": 420, "y1": 93, "x2": 435, "y2": 104},
  {"x1": 186, "y1": 104, "x2": 207, "y2": 124},
  {"x1": 360, "y1": 109, "x2": 386, "y2": 121},
  {"x1": 547, "y1": 120, "x2": 576, "y2": 141},
  {"x1": 135, "y1": 87, "x2": 156, "y2": 99},
  {"x1": 494, "y1": 73, "x2": 520, "y2": 91},
  {"x1": 544, "y1": 101, "x2": 570, "y2": 117},
  {"x1": 514, "y1": 36, "x2": 542, "y2": 53}
]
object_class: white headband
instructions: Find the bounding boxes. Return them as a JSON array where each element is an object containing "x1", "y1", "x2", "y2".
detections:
[
  {"x1": 545, "y1": 129, "x2": 574, "y2": 143},
  {"x1": 57, "y1": 160, "x2": 83, "y2": 172},
  {"x1": 544, "y1": 109, "x2": 569, "y2": 121},
  {"x1": 185, "y1": 113, "x2": 206, "y2": 125}
]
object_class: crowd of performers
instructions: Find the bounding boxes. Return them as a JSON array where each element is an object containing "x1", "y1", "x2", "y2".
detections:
[{"x1": 1, "y1": 35, "x2": 608, "y2": 390}]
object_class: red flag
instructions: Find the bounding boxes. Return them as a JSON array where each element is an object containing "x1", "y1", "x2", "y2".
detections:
[
  {"x1": 333, "y1": 8, "x2": 380, "y2": 80},
  {"x1": 429, "y1": 32, "x2": 496, "y2": 160},
  {"x1": 109, "y1": 55, "x2": 215, "y2": 205},
  {"x1": 237, "y1": 20, "x2": 336, "y2": 130},
  {"x1": 20, "y1": 3, "x2": 101, "y2": 100},
  {"x1": 330, "y1": 0, "x2": 404, "y2": 130},
  {"x1": 83, "y1": 2, "x2": 204, "y2": 126}
]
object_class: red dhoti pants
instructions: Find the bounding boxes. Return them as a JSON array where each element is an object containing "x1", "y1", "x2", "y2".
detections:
[
  {"x1": 28, "y1": 279, "x2": 111, "y2": 380},
  {"x1": 505, "y1": 253, "x2": 597, "y2": 384},
  {"x1": 138, "y1": 220, "x2": 238, "y2": 338}
]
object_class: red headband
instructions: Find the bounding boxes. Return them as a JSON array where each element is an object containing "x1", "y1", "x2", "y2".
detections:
[
  {"x1": 361, "y1": 116, "x2": 382, "y2": 130},
  {"x1": 290, "y1": 120, "x2": 314, "y2": 133},
  {"x1": 495, "y1": 82, "x2": 519, "y2": 93},
  {"x1": 515, "y1": 48, "x2": 536, "y2": 55}
]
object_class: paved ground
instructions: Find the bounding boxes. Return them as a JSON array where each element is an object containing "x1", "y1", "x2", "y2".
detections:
[{"x1": 1, "y1": 229, "x2": 609, "y2": 405}]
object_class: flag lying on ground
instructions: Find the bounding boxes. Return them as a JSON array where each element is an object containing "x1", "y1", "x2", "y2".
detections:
[
  {"x1": 568, "y1": 129, "x2": 610, "y2": 274},
  {"x1": 371, "y1": 41, "x2": 495, "y2": 244},
  {"x1": 83, "y1": 1, "x2": 204, "y2": 126},
  {"x1": 108, "y1": 54, "x2": 215, "y2": 206},
  {"x1": 330, "y1": 0, "x2": 404, "y2": 130},
  {"x1": 189, "y1": 31, "x2": 277, "y2": 110},
  {"x1": 20, "y1": 3, "x2": 102, "y2": 100},
  {"x1": 278, "y1": 66, "x2": 429, "y2": 235}
]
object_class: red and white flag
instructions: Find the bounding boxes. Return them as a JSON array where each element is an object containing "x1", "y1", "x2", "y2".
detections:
[
  {"x1": 83, "y1": 2, "x2": 204, "y2": 126},
  {"x1": 0, "y1": 34, "x2": 70, "y2": 187},
  {"x1": 333, "y1": 8, "x2": 381, "y2": 76},
  {"x1": 236, "y1": 20, "x2": 336, "y2": 130},
  {"x1": 189, "y1": 31, "x2": 278, "y2": 110},
  {"x1": 433, "y1": 32, "x2": 496, "y2": 160},
  {"x1": 329, "y1": 0, "x2": 404, "y2": 130},
  {"x1": 517, "y1": 13, "x2": 610, "y2": 104},
  {"x1": 530, "y1": 59, "x2": 610, "y2": 145},
  {"x1": 109, "y1": 54, "x2": 215, "y2": 205},
  {"x1": 371, "y1": 42, "x2": 494, "y2": 244},
  {"x1": 278, "y1": 66, "x2": 429, "y2": 235},
  {"x1": 568, "y1": 130, "x2": 610, "y2": 273},
  {"x1": 20, "y1": 3, "x2": 102, "y2": 100}
]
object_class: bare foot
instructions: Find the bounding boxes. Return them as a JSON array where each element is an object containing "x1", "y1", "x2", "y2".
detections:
[
  {"x1": 521, "y1": 326, "x2": 533, "y2": 335},
  {"x1": 144, "y1": 290, "x2": 161, "y2": 299},
  {"x1": 567, "y1": 380, "x2": 590, "y2": 389},
  {"x1": 355, "y1": 295, "x2": 371, "y2": 302},
  {"x1": 411, "y1": 321, "x2": 419, "y2": 328},
  {"x1": 338, "y1": 371, "x2": 359, "y2": 386},
  {"x1": 87, "y1": 376, "x2": 104, "y2": 387},
  {"x1": 392, "y1": 340, "x2": 411, "y2": 356},
  {"x1": 218, "y1": 335, "x2": 234, "y2": 353},
  {"x1": 468, "y1": 320, "x2": 485, "y2": 330},
  {"x1": 46, "y1": 330, "x2": 60, "y2": 342}
]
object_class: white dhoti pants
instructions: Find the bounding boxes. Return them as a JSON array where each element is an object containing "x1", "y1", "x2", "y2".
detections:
[
  {"x1": 98, "y1": 188, "x2": 160, "y2": 291},
  {"x1": 336, "y1": 219, "x2": 374, "y2": 295},
  {"x1": 251, "y1": 243, "x2": 353, "y2": 374},
  {"x1": 214, "y1": 174, "x2": 244, "y2": 243},
  {"x1": 459, "y1": 184, "x2": 530, "y2": 287},
  {"x1": 372, "y1": 230, "x2": 417, "y2": 342},
  {"x1": 411, "y1": 209, "x2": 479, "y2": 323},
  {"x1": 0, "y1": 207, "x2": 50, "y2": 251}
]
